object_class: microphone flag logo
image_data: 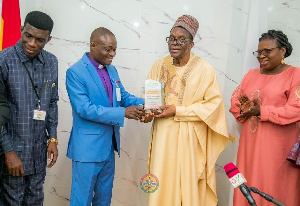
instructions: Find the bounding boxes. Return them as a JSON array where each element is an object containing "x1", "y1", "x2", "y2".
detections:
[{"x1": 229, "y1": 173, "x2": 247, "y2": 188}]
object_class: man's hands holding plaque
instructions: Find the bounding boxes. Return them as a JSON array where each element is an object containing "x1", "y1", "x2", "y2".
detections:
[
  {"x1": 139, "y1": 105, "x2": 176, "y2": 123},
  {"x1": 151, "y1": 105, "x2": 175, "y2": 118},
  {"x1": 125, "y1": 106, "x2": 145, "y2": 121},
  {"x1": 124, "y1": 105, "x2": 156, "y2": 123},
  {"x1": 125, "y1": 105, "x2": 176, "y2": 123}
]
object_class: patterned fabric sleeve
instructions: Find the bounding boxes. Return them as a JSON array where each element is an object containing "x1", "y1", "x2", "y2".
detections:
[
  {"x1": 230, "y1": 85, "x2": 245, "y2": 123},
  {"x1": 229, "y1": 71, "x2": 251, "y2": 123},
  {"x1": 0, "y1": 64, "x2": 13, "y2": 154},
  {"x1": 0, "y1": 80, "x2": 9, "y2": 128},
  {"x1": 46, "y1": 56, "x2": 59, "y2": 139}
]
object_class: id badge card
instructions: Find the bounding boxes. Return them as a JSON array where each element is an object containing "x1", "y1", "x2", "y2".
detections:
[
  {"x1": 116, "y1": 87, "x2": 121, "y2": 101},
  {"x1": 33, "y1": 110, "x2": 46, "y2": 121}
]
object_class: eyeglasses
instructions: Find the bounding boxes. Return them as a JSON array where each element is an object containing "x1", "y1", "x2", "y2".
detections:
[
  {"x1": 100, "y1": 46, "x2": 116, "y2": 53},
  {"x1": 166, "y1": 36, "x2": 191, "y2": 46},
  {"x1": 252, "y1": 47, "x2": 278, "y2": 57},
  {"x1": 92, "y1": 42, "x2": 117, "y2": 54}
]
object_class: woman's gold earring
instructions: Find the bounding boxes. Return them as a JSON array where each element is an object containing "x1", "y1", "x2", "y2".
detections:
[{"x1": 281, "y1": 58, "x2": 284, "y2": 64}]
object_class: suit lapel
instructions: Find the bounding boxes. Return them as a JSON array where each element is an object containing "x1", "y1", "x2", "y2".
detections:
[{"x1": 83, "y1": 55, "x2": 110, "y2": 106}]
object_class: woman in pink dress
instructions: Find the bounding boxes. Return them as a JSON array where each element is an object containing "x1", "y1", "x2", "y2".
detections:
[{"x1": 230, "y1": 30, "x2": 300, "y2": 206}]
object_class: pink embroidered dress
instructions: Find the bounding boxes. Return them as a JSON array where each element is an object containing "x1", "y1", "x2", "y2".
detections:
[{"x1": 230, "y1": 66, "x2": 300, "y2": 206}]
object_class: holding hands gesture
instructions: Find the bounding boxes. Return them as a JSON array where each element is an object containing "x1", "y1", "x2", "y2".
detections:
[{"x1": 236, "y1": 94, "x2": 260, "y2": 121}]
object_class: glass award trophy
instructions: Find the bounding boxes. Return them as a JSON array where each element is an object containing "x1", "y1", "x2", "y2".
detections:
[{"x1": 144, "y1": 79, "x2": 164, "y2": 113}]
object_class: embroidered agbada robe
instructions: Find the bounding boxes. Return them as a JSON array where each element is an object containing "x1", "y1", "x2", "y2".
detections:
[
  {"x1": 230, "y1": 67, "x2": 300, "y2": 206},
  {"x1": 147, "y1": 53, "x2": 229, "y2": 206}
]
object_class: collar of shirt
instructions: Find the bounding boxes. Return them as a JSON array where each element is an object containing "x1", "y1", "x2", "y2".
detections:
[
  {"x1": 87, "y1": 54, "x2": 105, "y2": 70},
  {"x1": 15, "y1": 40, "x2": 45, "y2": 64}
]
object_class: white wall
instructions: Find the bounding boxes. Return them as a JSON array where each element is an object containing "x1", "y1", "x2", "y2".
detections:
[{"x1": 1, "y1": 0, "x2": 300, "y2": 205}]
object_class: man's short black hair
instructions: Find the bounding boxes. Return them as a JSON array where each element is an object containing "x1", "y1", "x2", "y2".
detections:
[{"x1": 24, "y1": 11, "x2": 54, "y2": 34}]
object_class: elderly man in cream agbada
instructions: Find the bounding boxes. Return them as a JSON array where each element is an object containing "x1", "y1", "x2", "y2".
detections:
[{"x1": 146, "y1": 15, "x2": 230, "y2": 206}]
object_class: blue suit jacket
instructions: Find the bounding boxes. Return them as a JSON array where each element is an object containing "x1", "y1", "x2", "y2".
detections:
[{"x1": 66, "y1": 53, "x2": 144, "y2": 162}]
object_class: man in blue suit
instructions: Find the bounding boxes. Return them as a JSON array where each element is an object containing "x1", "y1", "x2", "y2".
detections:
[{"x1": 66, "y1": 27, "x2": 145, "y2": 206}]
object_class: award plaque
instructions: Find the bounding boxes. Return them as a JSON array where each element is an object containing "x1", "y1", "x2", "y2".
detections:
[{"x1": 144, "y1": 79, "x2": 164, "y2": 113}]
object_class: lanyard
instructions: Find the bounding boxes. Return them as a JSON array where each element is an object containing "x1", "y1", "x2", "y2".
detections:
[{"x1": 14, "y1": 46, "x2": 46, "y2": 109}]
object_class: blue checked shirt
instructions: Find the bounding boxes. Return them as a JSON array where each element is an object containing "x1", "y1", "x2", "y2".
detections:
[{"x1": 0, "y1": 40, "x2": 59, "y2": 175}]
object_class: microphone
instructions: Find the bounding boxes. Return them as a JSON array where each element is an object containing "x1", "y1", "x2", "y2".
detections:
[{"x1": 224, "y1": 162, "x2": 256, "y2": 206}]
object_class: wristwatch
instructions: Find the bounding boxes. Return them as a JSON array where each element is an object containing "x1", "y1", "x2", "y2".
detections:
[{"x1": 48, "y1": 138, "x2": 58, "y2": 145}]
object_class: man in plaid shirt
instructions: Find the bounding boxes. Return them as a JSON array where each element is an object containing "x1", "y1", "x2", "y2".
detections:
[{"x1": 0, "y1": 11, "x2": 58, "y2": 205}]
